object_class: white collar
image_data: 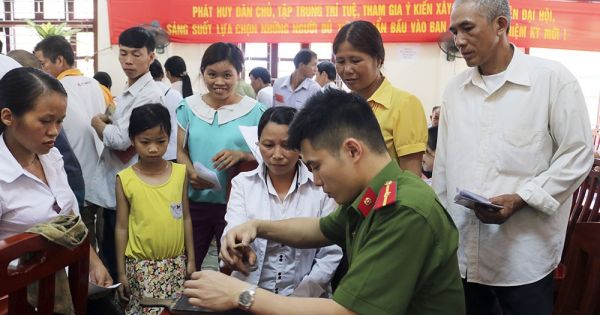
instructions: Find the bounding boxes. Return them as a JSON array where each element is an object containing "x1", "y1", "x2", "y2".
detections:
[
  {"x1": 280, "y1": 75, "x2": 292, "y2": 88},
  {"x1": 186, "y1": 94, "x2": 258, "y2": 125},
  {"x1": 280, "y1": 75, "x2": 313, "y2": 92},
  {"x1": 0, "y1": 133, "x2": 61, "y2": 183},
  {"x1": 248, "y1": 161, "x2": 313, "y2": 187},
  {"x1": 155, "y1": 80, "x2": 171, "y2": 94},
  {"x1": 123, "y1": 72, "x2": 154, "y2": 97},
  {"x1": 463, "y1": 44, "x2": 531, "y2": 90}
]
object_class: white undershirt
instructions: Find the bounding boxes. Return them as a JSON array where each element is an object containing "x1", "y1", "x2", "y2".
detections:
[{"x1": 480, "y1": 69, "x2": 507, "y2": 95}]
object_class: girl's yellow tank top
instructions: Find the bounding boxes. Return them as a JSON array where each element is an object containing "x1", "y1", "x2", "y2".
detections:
[{"x1": 118, "y1": 162, "x2": 186, "y2": 260}]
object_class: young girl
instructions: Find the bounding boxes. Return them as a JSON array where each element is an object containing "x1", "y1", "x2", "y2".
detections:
[{"x1": 115, "y1": 103, "x2": 195, "y2": 315}]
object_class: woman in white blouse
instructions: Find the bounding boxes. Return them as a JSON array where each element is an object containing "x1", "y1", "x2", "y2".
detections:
[
  {"x1": 0, "y1": 67, "x2": 111, "y2": 285},
  {"x1": 223, "y1": 106, "x2": 342, "y2": 297}
]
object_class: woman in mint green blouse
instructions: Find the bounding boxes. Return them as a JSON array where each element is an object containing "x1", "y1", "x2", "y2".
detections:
[{"x1": 176, "y1": 42, "x2": 265, "y2": 268}]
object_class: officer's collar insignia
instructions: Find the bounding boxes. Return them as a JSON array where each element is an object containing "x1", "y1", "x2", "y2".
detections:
[
  {"x1": 357, "y1": 180, "x2": 397, "y2": 217},
  {"x1": 357, "y1": 187, "x2": 377, "y2": 217}
]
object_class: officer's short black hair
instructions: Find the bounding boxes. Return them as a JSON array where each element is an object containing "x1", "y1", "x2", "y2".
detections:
[
  {"x1": 34, "y1": 35, "x2": 75, "y2": 66},
  {"x1": 119, "y1": 26, "x2": 155, "y2": 52},
  {"x1": 317, "y1": 61, "x2": 336, "y2": 81},
  {"x1": 288, "y1": 89, "x2": 387, "y2": 156},
  {"x1": 293, "y1": 49, "x2": 317, "y2": 69},
  {"x1": 249, "y1": 67, "x2": 271, "y2": 84}
]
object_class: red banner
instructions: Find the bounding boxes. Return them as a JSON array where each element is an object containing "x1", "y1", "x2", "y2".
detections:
[{"x1": 107, "y1": 0, "x2": 600, "y2": 51}]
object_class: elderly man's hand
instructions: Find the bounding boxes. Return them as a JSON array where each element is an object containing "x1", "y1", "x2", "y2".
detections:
[
  {"x1": 183, "y1": 270, "x2": 247, "y2": 311},
  {"x1": 473, "y1": 193, "x2": 527, "y2": 224}
]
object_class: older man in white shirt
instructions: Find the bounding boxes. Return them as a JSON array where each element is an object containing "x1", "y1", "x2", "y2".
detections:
[{"x1": 433, "y1": 1, "x2": 593, "y2": 314}]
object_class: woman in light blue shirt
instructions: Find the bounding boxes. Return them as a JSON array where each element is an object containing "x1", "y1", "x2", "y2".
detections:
[{"x1": 176, "y1": 42, "x2": 265, "y2": 268}]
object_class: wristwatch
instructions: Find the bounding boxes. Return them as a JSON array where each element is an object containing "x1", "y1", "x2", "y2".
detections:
[{"x1": 238, "y1": 285, "x2": 257, "y2": 310}]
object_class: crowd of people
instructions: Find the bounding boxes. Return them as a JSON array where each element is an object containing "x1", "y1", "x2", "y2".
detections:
[{"x1": 0, "y1": 0, "x2": 595, "y2": 314}]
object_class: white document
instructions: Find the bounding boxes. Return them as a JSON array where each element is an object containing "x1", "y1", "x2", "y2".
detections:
[
  {"x1": 88, "y1": 281, "x2": 121, "y2": 296},
  {"x1": 193, "y1": 162, "x2": 222, "y2": 191},
  {"x1": 454, "y1": 188, "x2": 503, "y2": 211},
  {"x1": 239, "y1": 125, "x2": 262, "y2": 164}
]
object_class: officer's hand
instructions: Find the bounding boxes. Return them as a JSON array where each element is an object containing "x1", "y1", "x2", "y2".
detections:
[
  {"x1": 474, "y1": 193, "x2": 526, "y2": 224},
  {"x1": 220, "y1": 221, "x2": 258, "y2": 275},
  {"x1": 184, "y1": 270, "x2": 246, "y2": 311}
]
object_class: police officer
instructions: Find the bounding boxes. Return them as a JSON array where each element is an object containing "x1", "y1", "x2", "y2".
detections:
[{"x1": 183, "y1": 89, "x2": 465, "y2": 315}]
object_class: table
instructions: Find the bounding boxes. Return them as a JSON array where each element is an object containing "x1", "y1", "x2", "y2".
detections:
[{"x1": 161, "y1": 308, "x2": 248, "y2": 315}]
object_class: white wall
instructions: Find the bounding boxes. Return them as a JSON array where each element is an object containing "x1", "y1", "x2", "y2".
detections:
[
  {"x1": 530, "y1": 48, "x2": 600, "y2": 127},
  {"x1": 97, "y1": 0, "x2": 468, "y2": 123},
  {"x1": 382, "y1": 43, "x2": 468, "y2": 118}
]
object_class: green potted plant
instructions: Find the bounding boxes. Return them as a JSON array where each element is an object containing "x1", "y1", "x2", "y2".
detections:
[{"x1": 25, "y1": 19, "x2": 80, "y2": 39}]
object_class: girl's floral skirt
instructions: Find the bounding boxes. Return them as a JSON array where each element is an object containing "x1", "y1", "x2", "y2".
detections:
[{"x1": 125, "y1": 255, "x2": 187, "y2": 315}]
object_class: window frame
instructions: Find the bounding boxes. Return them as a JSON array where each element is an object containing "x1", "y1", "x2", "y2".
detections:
[{"x1": 0, "y1": 0, "x2": 97, "y2": 72}]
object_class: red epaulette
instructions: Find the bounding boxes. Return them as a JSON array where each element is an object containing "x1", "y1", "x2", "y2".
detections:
[{"x1": 374, "y1": 180, "x2": 397, "y2": 210}]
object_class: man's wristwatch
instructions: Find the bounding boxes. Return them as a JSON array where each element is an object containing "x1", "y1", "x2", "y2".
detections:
[{"x1": 238, "y1": 285, "x2": 257, "y2": 310}]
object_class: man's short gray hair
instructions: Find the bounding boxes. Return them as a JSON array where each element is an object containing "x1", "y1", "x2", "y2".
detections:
[{"x1": 454, "y1": 0, "x2": 511, "y2": 25}]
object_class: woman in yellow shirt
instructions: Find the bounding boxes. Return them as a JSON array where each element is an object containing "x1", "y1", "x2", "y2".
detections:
[
  {"x1": 333, "y1": 20, "x2": 428, "y2": 176},
  {"x1": 115, "y1": 104, "x2": 195, "y2": 315}
]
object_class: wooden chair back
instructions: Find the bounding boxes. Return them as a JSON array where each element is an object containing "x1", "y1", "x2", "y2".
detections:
[
  {"x1": 554, "y1": 222, "x2": 600, "y2": 315},
  {"x1": 0, "y1": 233, "x2": 89, "y2": 315},
  {"x1": 565, "y1": 159, "x2": 600, "y2": 255}
]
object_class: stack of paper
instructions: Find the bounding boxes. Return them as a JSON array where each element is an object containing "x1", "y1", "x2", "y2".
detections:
[
  {"x1": 454, "y1": 189, "x2": 502, "y2": 212},
  {"x1": 88, "y1": 282, "x2": 120, "y2": 296},
  {"x1": 239, "y1": 125, "x2": 262, "y2": 164},
  {"x1": 193, "y1": 162, "x2": 222, "y2": 191}
]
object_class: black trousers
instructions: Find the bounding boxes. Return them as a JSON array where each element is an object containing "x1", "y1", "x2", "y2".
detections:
[
  {"x1": 189, "y1": 201, "x2": 227, "y2": 270},
  {"x1": 100, "y1": 209, "x2": 118, "y2": 282},
  {"x1": 463, "y1": 272, "x2": 554, "y2": 315}
]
